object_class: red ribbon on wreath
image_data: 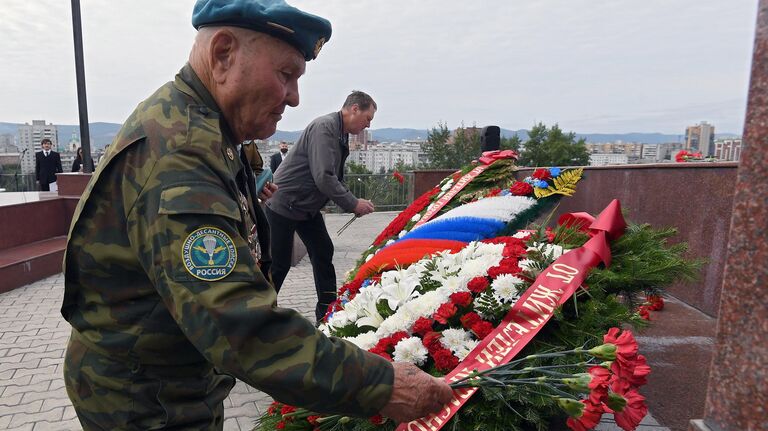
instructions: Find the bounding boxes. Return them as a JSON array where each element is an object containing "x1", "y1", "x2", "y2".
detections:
[{"x1": 478, "y1": 149, "x2": 519, "y2": 165}]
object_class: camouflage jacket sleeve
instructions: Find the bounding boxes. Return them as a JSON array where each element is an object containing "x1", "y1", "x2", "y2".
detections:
[{"x1": 125, "y1": 130, "x2": 393, "y2": 416}]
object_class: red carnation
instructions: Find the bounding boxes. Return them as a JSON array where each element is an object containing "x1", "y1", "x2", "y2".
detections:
[
  {"x1": 467, "y1": 276, "x2": 490, "y2": 293},
  {"x1": 411, "y1": 317, "x2": 434, "y2": 336},
  {"x1": 603, "y1": 327, "x2": 639, "y2": 368},
  {"x1": 629, "y1": 354, "x2": 651, "y2": 388},
  {"x1": 369, "y1": 414, "x2": 386, "y2": 425},
  {"x1": 637, "y1": 306, "x2": 651, "y2": 321},
  {"x1": 460, "y1": 312, "x2": 482, "y2": 329},
  {"x1": 509, "y1": 181, "x2": 534, "y2": 196},
  {"x1": 307, "y1": 415, "x2": 321, "y2": 425},
  {"x1": 488, "y1": 259, "x2": 521, "y2": 278},
  {"x1": 393, "y1": 171, "x2": 405, "y2": 184},
  {"x1": 471, "y1": 320, "x2": 494, "y2": 339},
  {"x1": 276, "y1": 421, "x2": 286, "y2": 430},
  {"x1": 433, "y1": 302, "x2": 458, "y2": 324},
  {"x1": 487, "y1": 188, "x2": 502, "y2": 197},
  {"x1": 280, "y1": 405, "x2": 296, "y2": 415},
  {"x1": 369, "y1": 346, "x2": 392, "y2": 361},
  {"x1": 606, "y1": 389, "x2": 648, "y2": 431},
  {"x1": 267, "y1": 401, "x2": 280, "y2": 415},
  {"x1": 422, "y1": 331, "x2": 444, "y2": 353},
  {"x1": 390, "y1": 331, "x2": 409, "y2": 346},
  {"x1": 587, "y1": 366, "x2": 611, "y2": 405},
  {"x1": 532, "y1": 168, "x2": 552, "y2": 180},
  {"x1": 432, "y1": 348, "x2": 459, "y2": 372},
  {"x1": 646, "y1": 295, "x2": 664, "y2": 311},
  {"x1": 565, "y1": 400, "x2": 604, "y2": 431},
  {"x1": 450, "y1": 292, "x2": 473, "y2": 307}
]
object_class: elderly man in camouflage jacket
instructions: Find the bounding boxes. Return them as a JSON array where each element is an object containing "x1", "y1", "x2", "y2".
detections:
[{"x1": 61, "y1": 1, "x2": 452, "y2": 429}]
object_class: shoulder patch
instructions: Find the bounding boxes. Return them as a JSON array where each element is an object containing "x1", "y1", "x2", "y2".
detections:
[{"x1": 182, "y1": 227, "x2": 237, "y2": 281}]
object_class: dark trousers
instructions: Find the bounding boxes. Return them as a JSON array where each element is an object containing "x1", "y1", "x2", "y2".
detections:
[
  {"x1": 39, "y1": 181, "x2": 50, "y2": 191},
  {"x1": 266, "y1": 207, "x2": 337, "y2": 323}
]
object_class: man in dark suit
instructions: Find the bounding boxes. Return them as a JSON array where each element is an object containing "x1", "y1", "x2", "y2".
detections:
[
  {"x1": 35, "y1": 138, "x2": 63, "y2": 191},
  {"x1": 269, "y1": 141, "x2": 290, "y2": 173}
]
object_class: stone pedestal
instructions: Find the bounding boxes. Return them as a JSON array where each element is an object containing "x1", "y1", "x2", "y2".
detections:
[
  {"x1": 56, "y1": 172, "x2": 92, "y2": 197},
  {"x1": 690, "y1": 2, "x2": 768, "y2": 430}
]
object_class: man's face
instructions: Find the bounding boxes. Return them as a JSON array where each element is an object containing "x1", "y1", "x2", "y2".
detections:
[
  {"x1": 279, "y1": 142, "x2": 289, "y2": 153},
  {"x1": 348, "y1": 106, "x2": 376, "y2": 135},
  {"x1": 41, "y1": 141, "x2": 52, "y2": 151},
  {"x1": 220, "y1": 33, "x2": 306, "y2": 141}
]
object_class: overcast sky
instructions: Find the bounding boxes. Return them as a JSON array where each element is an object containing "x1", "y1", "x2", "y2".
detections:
[{"x1": 0, "y1": 0, "x2": 758, "y2": 134}]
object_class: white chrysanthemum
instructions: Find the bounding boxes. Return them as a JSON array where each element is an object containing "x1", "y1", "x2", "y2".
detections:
[
  {"x1": 441, "y1": 328, "x2": 471, "y2": 352},
  {"x1": 513, "y1": 231, "x2": 532, "y2": 240},
  {"x1": 440, "y1": 179, "x2": 454, "y2": 191},
  {"x1": 386, "y1": 239, "x2": 396, "y2": 246},
  {"x1": 343, "y1": 331, "x2": 379, "y2": 350},
  {"x1": 492, "y1": 274, "x2": 524, "y2": 303},
  {"x1": 459, "y1": 253, "x2": 505, "y2": 279},
  {"x1": 410, "y1": 213, "x2": 422, "y2": 222},
  {"x1": 402, "y1": 290, "x2": 445, "y2": 321},
  {"x1": 365, "y1": 254, "x2": 374, "y2": 262},
  {"x1": 393, "y1": 337, "x2": 429, "y2": 365},
  {"x1": 398, "y1": 230, "x2": 407, "y2": 238},
  {"x1": 376, "y1": 290, "x2": 446, "y2": 338},
  {"x1": 454, "y1": 339, "x2": 480, "y2": 361}
]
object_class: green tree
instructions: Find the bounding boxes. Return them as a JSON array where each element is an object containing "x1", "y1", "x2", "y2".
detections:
[
  {"x1": 423, "y1": 122, "x2": 481, "y2": 169},
  {"x1": 345, "y1": 161, "x2": 372, "y2": 174},
  {"x1": 500, "y1": 134, "x2": 522, "y2": 152},
  {"x1": 518, "y1": 122, "x2": 590, "y2": 167}
]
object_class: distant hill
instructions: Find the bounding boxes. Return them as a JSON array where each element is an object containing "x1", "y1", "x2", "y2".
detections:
[{"x1": 0, "y1": 121, "x2": 739, "y2": 148}]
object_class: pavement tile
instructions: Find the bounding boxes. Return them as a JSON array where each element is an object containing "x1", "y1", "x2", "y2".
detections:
[
  {"x1": 8, "y1": 407, "x2": 64, "y2": 428},
  {"x1": 15, "y1": 364, "x2": 57, "y2": 380},
  {"x1": 32, "y1": 419, "x2": 81, "y2": 431},
  {"x1": 0, "y1": 393, "x2": 23, "y2": 407},
  {"x1": 223, "y1": 417, "x2": 241, "y2": 431},
  {"x1": 0, "y1": 400, "x2": 44, "y2": 417},
  {"x1": 3, "y1": 381, "x2": 51, "y2": 398}
]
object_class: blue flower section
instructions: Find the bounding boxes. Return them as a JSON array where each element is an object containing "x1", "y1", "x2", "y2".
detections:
[
  {"x1": 524, "y1": 176, "x2": 535, "y2": 184},
  {"x1": 549, "y1": 167, "x2": 561, "y2": 177},
  {"x1": 398, "y1": 217, "x2": 505, "y2": 243},
  {"x1": 535, "y1": 180, "x2": 550, "y2": 188}
]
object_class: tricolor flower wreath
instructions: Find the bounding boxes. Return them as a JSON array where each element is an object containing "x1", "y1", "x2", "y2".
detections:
[{"x1": 256, "y1": 153, "x2": 699, "y2": 431}]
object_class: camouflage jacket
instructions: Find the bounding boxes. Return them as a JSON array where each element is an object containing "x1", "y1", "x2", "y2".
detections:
[{"x1": 61, "y1": 64, "x2": 393, "y2": 416}]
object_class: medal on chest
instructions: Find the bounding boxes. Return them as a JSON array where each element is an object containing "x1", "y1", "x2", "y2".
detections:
[{"x1": 238, "y1": 192, "x2": 262, "y2": 264}]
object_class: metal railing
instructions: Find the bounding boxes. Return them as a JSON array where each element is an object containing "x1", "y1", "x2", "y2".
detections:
[
  {"x1": 325, "y1": 172, "x2": 413, "y2": 212},
  {"x1": 0, "y1": 174, "x2": 37, "y2": 192}
]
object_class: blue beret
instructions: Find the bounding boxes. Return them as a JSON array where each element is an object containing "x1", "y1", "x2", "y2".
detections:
[{"x1": 192, "y1": 0, "x2": 331, "y2": 61}]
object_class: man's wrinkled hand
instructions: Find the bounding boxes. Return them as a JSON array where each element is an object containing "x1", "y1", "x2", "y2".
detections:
[
  {"x1": 379, "y1": 362, "x2": 453, "y2": 424},
  {"x1": 354, "y1": 199, "x2": 375, "y2": 217},
  {"x1": 258, "y1": 182, "x2": 278, "y2": 201}
]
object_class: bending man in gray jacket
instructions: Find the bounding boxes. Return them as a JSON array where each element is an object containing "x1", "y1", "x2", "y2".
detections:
[{"x1": 266, "y1": 91, "x2": 376, "y2": 322}]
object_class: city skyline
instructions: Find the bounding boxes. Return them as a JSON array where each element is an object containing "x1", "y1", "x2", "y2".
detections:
[{"x1": 0, "y1": 0, "x2": 759, "y2": 134}]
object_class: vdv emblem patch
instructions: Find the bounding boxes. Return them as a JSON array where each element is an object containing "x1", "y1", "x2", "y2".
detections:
[{"x1": 182, "y1": 227, "x2": 237, "y2": 281}]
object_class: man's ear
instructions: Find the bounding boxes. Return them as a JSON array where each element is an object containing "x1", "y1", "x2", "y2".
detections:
[{"x1": 210, "y1": 29, "x2": 238, "y2": 84}]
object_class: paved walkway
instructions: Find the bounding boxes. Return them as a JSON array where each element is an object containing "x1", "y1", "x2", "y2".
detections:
[{"x1": 0, "y1": 212, "x2": 667, "y2": 430}]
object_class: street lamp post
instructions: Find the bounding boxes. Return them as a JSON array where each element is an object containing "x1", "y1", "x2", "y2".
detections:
[{"x1": 70, "y1": 0, "x2": 93, "y2": 173}]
